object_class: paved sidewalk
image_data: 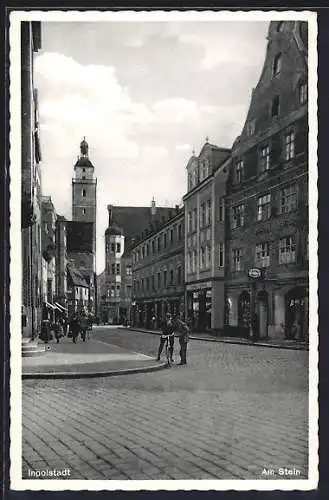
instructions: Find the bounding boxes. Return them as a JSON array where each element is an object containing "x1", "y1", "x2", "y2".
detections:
[
  {"x1": 128, "y1": 326, "x2": 308, "y2": 350},
  {"x1": 22, "y1": 336, "x2": 166, "y2": 378}
]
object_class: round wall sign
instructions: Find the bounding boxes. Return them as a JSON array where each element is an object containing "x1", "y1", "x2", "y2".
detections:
[{"x1": 248, "y1": 268, "x2": 261, "y2": 279}]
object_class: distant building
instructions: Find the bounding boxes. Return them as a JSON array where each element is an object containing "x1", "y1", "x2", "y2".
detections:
[
  {"x1": 225, "y1": 21, "x2": 308, "y2": 341},
  {"x1": 183, "y1": 141, "x2": 231, "y2": 332},
  {"x1": 101, "y1": 201, "x2": 174, "y2": 324},
  {"x1": 131, "y1": 205, "x2": 185, "y2": 329},
  {"x1": 66, "y1": 263, "x2": 90, "y2": 317},
  {"x1": 55, "y1": 215, "x2": 68, "y2": 313},
  {"x1": 70, "y1": 138, "x2": 97, "y2": 314},
  {"x1": 21, "y1": 21, "x2": 42, "y2": 338}
]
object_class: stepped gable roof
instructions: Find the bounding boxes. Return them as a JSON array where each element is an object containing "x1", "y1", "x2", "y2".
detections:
[{"x1": 67, "y1": 264, "x2": 89, "y2": 288}]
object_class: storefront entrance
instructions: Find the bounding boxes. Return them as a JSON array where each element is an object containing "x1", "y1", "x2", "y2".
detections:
[
  {"x1": 285, "y1": 287, "x2": 308, "y2": 340},
  {"x1": 257, "y1": 291, "x2": 268, "y2": 339},
  {"x1": 238, "y1": 291, "x2": 250, "y2": 328}
]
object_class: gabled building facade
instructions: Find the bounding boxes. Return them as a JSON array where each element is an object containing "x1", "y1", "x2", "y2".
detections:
[
  {"x1": 183, "y1": 141, "x2": 231, "y2": 332},
  {"x1": 225, "y1": 21, "x2": 308, "y2": 341}
]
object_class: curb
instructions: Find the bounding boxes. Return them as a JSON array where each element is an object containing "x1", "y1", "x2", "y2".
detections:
[
  {"x1": 128, "y1": 328, "x2": 309, "y2": 351},
  {"x1": 22, "y1": 361, "x2": 168, "y2": 380}
]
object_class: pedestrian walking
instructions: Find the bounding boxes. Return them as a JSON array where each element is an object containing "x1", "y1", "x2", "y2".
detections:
[
  {"x1": 54, "y1": 319, "x2": 64, "y2": 343},
  {"x1": 70, "y1": 315, "x2": 80, "y2": 343},
  {"x1": 156, "y1": 313, "x2": 175, "y2": 362}
]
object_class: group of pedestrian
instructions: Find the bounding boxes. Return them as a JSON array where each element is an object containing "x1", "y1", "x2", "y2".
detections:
[
  {"x1": 40, "y1": 314, "x2": 69, "y2": 344},
  {"x1": 69, "y1": 312, "x2": 93, "y2": 344},
  {"x1": 157, "y1": 313, "x2": 190, "y2": 365}
]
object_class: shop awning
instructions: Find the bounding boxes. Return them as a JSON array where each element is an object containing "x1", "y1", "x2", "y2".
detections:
[
  {"x1": 45, "y1": 301, "x2": 56, "y2": 310},
  {"x1": 54, "y1": 302, "x2": 67, "y2": 313}
]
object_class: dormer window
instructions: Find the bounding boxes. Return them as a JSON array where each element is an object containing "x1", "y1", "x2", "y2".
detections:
[
  {"x1": 235, "y1": 159, "x2": 244, "y2": 184},
  {"x1": 277, "y1": 21, "x2": 284, "y2": 32},
  {"x1": 273, "y1": 53, "x2": 282, "y2": 77},
  {"x1": 299, "y1": 81, "x2": 308, "y2": 105},
  {"x1": 271, "y1": 96, "x2": 280, "y2": 118},
  {"x1": 246, "y1": 120, "x2": 255, "y2": 137}
]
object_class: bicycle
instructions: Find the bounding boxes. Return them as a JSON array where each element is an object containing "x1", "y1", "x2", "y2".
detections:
[{"x1": 163, "y1": 333, "x2": 174, "y2": 367}]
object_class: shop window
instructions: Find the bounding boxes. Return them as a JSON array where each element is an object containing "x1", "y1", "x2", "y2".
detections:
[
  {"x1": 273, "y1": 53, "x2": 282, "y2": 77},
  {"x1": 257, "y1": 194, "x2": 271, "y2": 221},
  {"x1": 279, "y1": 184, "x2": 298, "y2": 214},
  {"x1": 255, "y1": 242, "x2": 270, "y2": 267},
  {"x1": 284, "y1": 131, "x2": 295, "y2": 160},
  {"x1": 299, "y1": 82, "x2": 308, "y2": 105},
  {"x1": 259, "y1": 145, "x2": 270, "y2": 171},
  {"x1": 232, "y1": 204, "x2": 245, "y2": 229},
  {"x1": 232, "y1": 248, "x2": 243, "y2": 272},
  {"x1": 279, "y1": 235, "x2": 296, "y2": 264},
  {"x1": 271, "y1": 96, "x2": 280, "y2": 118}
]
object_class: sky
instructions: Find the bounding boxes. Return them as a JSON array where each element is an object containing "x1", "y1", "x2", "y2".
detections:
[{"x1": 35, "y1": 19, "x2": 269, "y2": 274}]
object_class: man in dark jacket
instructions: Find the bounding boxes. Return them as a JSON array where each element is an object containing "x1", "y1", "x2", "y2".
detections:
[
  {"x1": 174, "y1": 316, "x2": 190, "y2": 365},
  {"x1": 156, "y1": 313, "x2": 175, "y2": 362}
]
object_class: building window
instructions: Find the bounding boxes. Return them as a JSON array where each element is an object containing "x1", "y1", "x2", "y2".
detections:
[
  {"x1": 82, "y1": 189, "x2": 86, "y2": 197},
  {"x1": 170, "y1": 228, "x2": 174, "y2": 244},
  {"x1": 126, "y1": 266, "x2": 132, "y2": 276},
  {"x1": 163, "y1": 270, "x2": 167, "y2": 288},
  {"x1": 111, "y1": 263, "x2": 115, "y2": 275},
  {"x1": 218, "y1": 243, "x2": 225, "y2": 267},
  {"x1": 192, "y1": 250, "x2": 197, "y2": 273},
  {"x1": 200, "y1": 202, "x2": 206, "y2": 227},
  {"x1": 232, "y1": 204, "x2": 245, "y2": 229},
  {"x1": 111, "y1": 243, "x2": 115, "y2": 252},
  {"x1": 151, "y1": 240, "x2": 155, "y2": 254},
  {"x1": 206, "y1": 200, "x2": 212, "y2": 225},
  {"x1": 257, "y1": 194, "x2": 271, "y2": 221},
  {"x1": 232, "y1": 248, "x2": 243, "y2": 272},
  {"x1": 82, "y1": 176, "x2": 86, "y2": 180},
  {"x1": 279, "y1": 235, "x2": 296, "y2": 264},
  {"x1": 170, "y1": 269, "x2": 174, "y2": 285},
  {"x1": 82, "y1": 208, "x2": 86, "y2": 215},
  {"x1": 116, "y1": 242, "x2": 121, "y2": 253},
  {"x1": 260, "y1": 145, "x2": 270, "y2": 171},
  {"x1": 150, "y1": 275, "x2": 154, "y2": 290},
  {"x1": 187, "y1": 212, "x2": 192, "y2": 233},
  {"x1": 271, "y1": 96, "x2": 280, "y2": 118},
  {"x1": 246, "y1": 120, "x2": 255, "y2": 136},
  {"x1": 163, "y1": 232, "x2": 167, "y2": 248},
  {"x1": 177, "y1": 266, "x2": 182, "y2": 285},
  {"x1": 188, "y1": 172, "x2": 192, "y2": 191},
  {"x1": 205, "y1": 244, "x2": 211, "y2": 268},
  {"x1": 146, "y1": 277, "x2": 149, "y2": 291},
  {"x1": 299, "y1": 82, "x2": 308, "y2": 105},
  {"x1": 82, "y1": 168, "x2": 86, "y2": 173},
  {"x1": 157, "y1": 237, "x2": 161, "y2": 252},
  {"x1": 177, "y1": 224, "x2": 182, "y2": 240},
  {"x1": 280, "y1": 184, "x2": 298, "y2": 214},
  {"x1": 255, "y1": 242, "x2": 270, "y2": 267},
  {"x1": 116, "y1": 263, "x2": 120, "y2": 275},
  {"x1": 218, "y1": 198, "x2": 225, "y2": 222},
  {"x1": 187, "y1": 253, "x2": 191, "y2": 274},
  {"x1": 235, "y1": 160, "x2": 244, "y2": 184},
  {"x1": 111, "y1": 286, "x2": 115, "y2": 297},
  {"x1": 284, "y1": 131, "x2": 295, "y2": 160},
  {"x1": 200, "y1": 247, "x2": 205, "y2": 269},
  {"x1": 116, "y1": 285, "x2": 120, "y2": 297},
  {"x1": 146, "y1": 243, "x2": 149, "y2": 257},
  {"x1": 157, "y1": 272, "x2": 161, "y2": 289},
  {"x1": 273, "y1": 53, "x2": 282, "y2": 76}
]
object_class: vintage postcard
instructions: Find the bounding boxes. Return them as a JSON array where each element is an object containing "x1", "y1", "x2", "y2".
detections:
[{"x1": 9, "y1": 9, "x2": 318, "y2": 491}]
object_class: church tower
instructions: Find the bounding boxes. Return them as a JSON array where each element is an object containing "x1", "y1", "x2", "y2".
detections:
[{"x1": 72, "y1": 137, "x2": 97, "y2": 274}]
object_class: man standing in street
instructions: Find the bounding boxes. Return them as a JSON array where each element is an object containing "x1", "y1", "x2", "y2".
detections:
[{"x1": 174, "y1": 316, "x2": 190, "y2": 365}]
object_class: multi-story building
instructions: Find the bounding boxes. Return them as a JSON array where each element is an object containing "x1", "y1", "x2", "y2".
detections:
[
  {"x1": 183, "y1": 141, "x2": 231, "y2": 332},
  {"x1": 71, "y1": 137, "x2": 97, "y2": 314},
  {"x1": 66, "y1": 262, "x2": 90, "y2": 317},
  {"x1": 55, "y1": 215, "x2": 68, "y2": 313},
  {"x1": 225, "y1": 20, "x2": 308, "y2": 342},
  {"x1": 21, "y1": 21, "x2": 42, "y2": 338},
  {"x1": 131, "y1": 206, "x2": 185, "y2": 329},
  {"x1": 101, "y1": 201, "x2": 173, "y2": 324},
  {"x1": 41, "y1": 196, "x2": 57, "y2": 321}
]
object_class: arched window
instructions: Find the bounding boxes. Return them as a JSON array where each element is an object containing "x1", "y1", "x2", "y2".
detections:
[{"x1": 273, "y1": 53, "x2": 282, "y2": 76}]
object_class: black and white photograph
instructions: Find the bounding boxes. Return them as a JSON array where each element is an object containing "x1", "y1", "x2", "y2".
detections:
[{"x1": 9, "y1": 9, "x2": 318, "y2": 490}]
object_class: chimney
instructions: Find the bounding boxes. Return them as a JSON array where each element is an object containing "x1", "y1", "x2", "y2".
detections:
[{"x1": 151, "y1": 197, "x2": 156, "y2": 216}]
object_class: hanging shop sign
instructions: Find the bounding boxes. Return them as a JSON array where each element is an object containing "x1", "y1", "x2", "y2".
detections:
[{"x1": 248, "y1": 268, "x2": 262, "y2": 279}]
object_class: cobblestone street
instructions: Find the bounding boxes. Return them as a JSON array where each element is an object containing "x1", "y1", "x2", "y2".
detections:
[{"x1": 22, "y1": 327, "x2": 309, "y2": 481}]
